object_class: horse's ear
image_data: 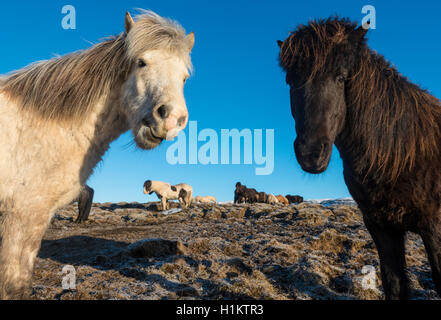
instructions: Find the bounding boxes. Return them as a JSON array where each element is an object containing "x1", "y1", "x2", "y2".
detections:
[
  {"x1": 277, "y1": 40, "x2": 283, "y2": 48},
  {"x1": 185, "y1": 32, "x2": 195, "y2": 51},
  {"x1": 125, "y1": 12, "x2": 135, "y2": 34},
  {"x1": 350, "y1": 24, "x2": 369, "y2": 43}
]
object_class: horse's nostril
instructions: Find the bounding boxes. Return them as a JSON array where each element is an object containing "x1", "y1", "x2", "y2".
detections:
[
  {"x1": 157, "y1": 105, "x2": 170, "y2": 119},
  {"x1": 177, "y1": 116, "x2": 187, "y2": 127}
]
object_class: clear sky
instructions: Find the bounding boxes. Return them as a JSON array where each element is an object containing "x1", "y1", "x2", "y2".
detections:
[{"x1": 0, "y1": 0, "x2": 440, "y2": 203}]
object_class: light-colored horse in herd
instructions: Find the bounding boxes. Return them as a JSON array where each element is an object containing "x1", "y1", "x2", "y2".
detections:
[
  {"x1": 195, "y1": 196, "x2": 217, "y2": 204},
  {"x1": 0, "y1": 11, "x2": 194, "y2": 299}
]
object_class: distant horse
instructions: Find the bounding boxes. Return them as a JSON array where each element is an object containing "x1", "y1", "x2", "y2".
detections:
[
  {"x1": 234, "y1": 182, "x2": 246, "y2": 203},
  {"x1": 0, "y1": 11, "x2": 195, "y2": 299},
  {"x1": 278, "y1": 18, "x2": 441, "y2": 299},
  {"x1": 266, "y1": 194, "x2": 279, "y2": 205},
  {"x1": 143, "y1": 180, "x2": 193, "y2": 210},
  {"x1": 234, "y1": 182, "x2": 259, "y2": 204},
  {"x1": 276, "y1": 195, "x2": 289, "y2": 205},
  {"x1": 285, "y1": 195, "x2": 304, "y2": 204},
  {"x1": 195, "y1": 196, "x2": 217, "y2": 204},
  {"x1": 257, "y1": 192, "x2": 268, "y2": 203}
]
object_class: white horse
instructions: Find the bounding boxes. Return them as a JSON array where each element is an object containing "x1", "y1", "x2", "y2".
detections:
[
  {"x1": 0, "y1": 11, "x2": 194, "y2": 299},
  {"x1": 143, "y1": 180, "x2": 193, "y2": 210}
]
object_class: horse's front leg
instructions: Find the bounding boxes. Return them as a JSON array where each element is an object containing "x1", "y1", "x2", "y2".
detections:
[
  {"x1": 363, "y1": 215, "x2": 409, "y2": 300},
  {"x1": 419, "y1": 215, "x2": 441, "y2": 296},
  {"x1": 0, "y1": 201, "x2": 54, "y2": 299},
  {"x1": 161, "y1": 197, "x2": 168, "y2": 211},
  {"x1": 178, "y1": 197, "x2": 185, "y2": 209},
  {"x1": 76, "y1": 186, "x2": 94, "y2": 223}
]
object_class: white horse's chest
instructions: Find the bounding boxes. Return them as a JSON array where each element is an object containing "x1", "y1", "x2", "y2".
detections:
[{"x1": 0, "y1": 94, "x2": 124, "y2": 210}]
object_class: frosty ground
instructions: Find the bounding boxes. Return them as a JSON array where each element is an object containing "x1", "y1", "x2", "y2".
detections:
[{"x1": 31, "y1": 201, "x2": 438, "y2": 300}]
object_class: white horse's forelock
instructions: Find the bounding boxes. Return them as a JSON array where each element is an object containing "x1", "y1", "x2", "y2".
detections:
[{"x1": 127, "y1": 10, "x2": 193, "y2": 72}]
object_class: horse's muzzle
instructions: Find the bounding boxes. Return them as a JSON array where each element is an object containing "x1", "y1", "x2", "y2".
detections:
[
  {"x1": 136, "y1": 103, "x2": 188, "y2": 150},
  {"x1": 146, "y1": 104, "x2": 188, "y2": 140},
  {"x1": 294, "y1": 138, "x2": 332, "y2": 174}
]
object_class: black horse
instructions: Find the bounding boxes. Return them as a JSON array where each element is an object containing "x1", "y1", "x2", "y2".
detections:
[
  {"x1": 285, "y1": 195, "x2": 303, "y2": 204},
  {"x1": 279, "y1": 18, "x2": 441, "y2": 299},
  {"x1": 234, "y1": 182, "x2": 259, "y2": 204}
]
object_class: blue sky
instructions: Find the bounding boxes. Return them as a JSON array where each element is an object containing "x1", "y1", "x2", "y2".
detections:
[{"x1": 0, "y1": 0, "x2": 440, "y2": 202}]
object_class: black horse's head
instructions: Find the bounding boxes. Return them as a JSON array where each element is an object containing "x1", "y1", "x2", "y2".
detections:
[
  {"x1": 143, "y1": 180, "x2": 153, "y2": 195},
  {"x1": 278, "y1": 18, "x2": 368, "y2": 174}
]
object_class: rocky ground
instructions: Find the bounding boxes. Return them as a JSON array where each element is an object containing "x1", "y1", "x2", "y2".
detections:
[{"x1": 30, "y1": 201, "x2": 438, "y2": 300}]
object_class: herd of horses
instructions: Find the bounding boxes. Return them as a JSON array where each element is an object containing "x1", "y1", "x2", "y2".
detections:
[
  {"x1": 0, "y1": 10, "x2": 440, "y2": 300},
  {"x1": 234, "y1": 182, "x2": 303, "y2": 205},
  {"x1": 75, "y1": 181, "x2": 302, "y2": 224},
  {"x1": 77, "y1": 180, "x2": 300, "y2": 223}
]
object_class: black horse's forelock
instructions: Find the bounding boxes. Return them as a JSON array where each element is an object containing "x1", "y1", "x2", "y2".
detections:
[{"x1": 279, "y1": 17, "x2": 361, "y2": 83}]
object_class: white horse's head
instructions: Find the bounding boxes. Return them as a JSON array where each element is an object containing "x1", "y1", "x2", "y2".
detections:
[{"x1": 121, "y1": 12, "x2": 194, "y2": 150}]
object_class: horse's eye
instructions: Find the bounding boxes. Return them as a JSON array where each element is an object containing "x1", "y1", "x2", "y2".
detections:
[
  {"x1": 337, "y1": 75, "x2": 346, "y2": 83},
  {"x1": 137, "y1": 59, "x2": 147, "y2": 68}
]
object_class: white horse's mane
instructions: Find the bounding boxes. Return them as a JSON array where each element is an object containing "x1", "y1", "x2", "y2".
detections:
[{"x1": 0, "y1": 11, "x2": 192, "y2": 122}]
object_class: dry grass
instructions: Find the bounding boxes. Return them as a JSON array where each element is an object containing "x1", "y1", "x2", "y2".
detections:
[{"x1": 29, "y1": 201, "x2": 439, "y2": 300}]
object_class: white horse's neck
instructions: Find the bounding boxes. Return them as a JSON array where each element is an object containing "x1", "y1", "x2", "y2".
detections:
[{"x1": 76, "y1": 92, "x2": 129, "y2": 184}]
